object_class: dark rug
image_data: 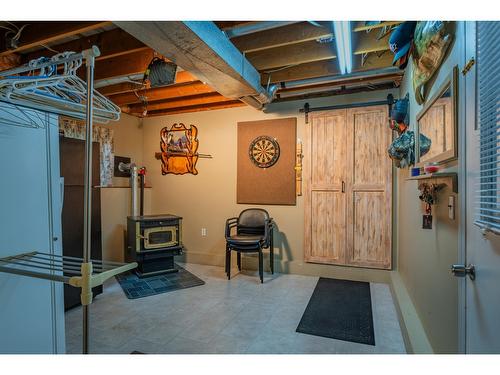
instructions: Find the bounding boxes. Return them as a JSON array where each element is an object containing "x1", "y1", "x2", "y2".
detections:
[
  {"x1": 296, "y1": 277, "x2": 375, "y2": 345},
  {"x1": 115, "y1": 264, "x2": 205, "y2": 299}
]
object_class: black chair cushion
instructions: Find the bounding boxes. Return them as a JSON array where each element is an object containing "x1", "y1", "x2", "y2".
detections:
[{"x1": 226, "y1": 234, "x2": 264, "y2": 245}]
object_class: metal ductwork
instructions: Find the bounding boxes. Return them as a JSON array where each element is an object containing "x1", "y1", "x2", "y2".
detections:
[{"x1": 114, "y1": 21, "x2": 277, "y2": 110}]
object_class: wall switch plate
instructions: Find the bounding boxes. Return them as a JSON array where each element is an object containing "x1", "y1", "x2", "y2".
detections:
[
  {"x1": 201, "y1": 228, "x2": 207, "y2": 236},
  {"x1": 448, "y1": 196, "x2": 455, "y2": 220}
]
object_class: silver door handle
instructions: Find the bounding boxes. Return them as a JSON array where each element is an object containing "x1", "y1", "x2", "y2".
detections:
[{"x1": 451, "y1": 264, "x2": 476, "y2": 280}]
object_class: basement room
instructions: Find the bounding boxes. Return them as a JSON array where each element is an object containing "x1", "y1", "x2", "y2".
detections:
[{"x1": 1, "y1": 1, "x2": 499, "y2": 373}]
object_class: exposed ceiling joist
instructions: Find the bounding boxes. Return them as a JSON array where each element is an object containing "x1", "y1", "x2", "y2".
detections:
[
  {"x1": 21, "y1": 27, "x2": 147, "y2": 63},
  {"x1": 277, "y1": 71, "x2": 402, "y2": 94},
  {"x1": 261, "y1": 51, "x2": 395, "y2": 84},
  {"x1": 115, "y1": 21, "x2": 271, "y2": 104},
  {"x1": 273, "y1": 81, "x2": 396, "y2": 103},
  {"x1": 247, "y1": 40, "x2": 336, "y2": 71},
  {"x1": 93, "y1": 49, "x2": 155, "y2": 81},
  {"x1": 222, "y1": 21, "x2": 300, "y2": 38},
  {"x1": 144, "y1": 100, "x2": 245, "y2": 116},
  {"x1": 0, "y1": 21, "x2": 113, "y2": 57},
  {"x1": 232, "y1": 21, "x2": 333, "y2": 53},
  {"x1": 97, "y1": 70, "x2": 198, "y2": 96},
  {"x1": 123, "y1": 92, "x2": 233, "y2": 114},
  {"x1": 353, "y1": 30, "x2": 390, "y2": 55},
  {"x1": 352, "y1": 21, "x2": 402, "y2": 32},
  {"x1": 109, "y1": 81, "x2": 217, "y2": 106}
]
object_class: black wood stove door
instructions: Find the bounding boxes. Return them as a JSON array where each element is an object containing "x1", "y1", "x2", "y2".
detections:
[{"x1": 60, "y1": 137, "x2": 103, "y2": 310}]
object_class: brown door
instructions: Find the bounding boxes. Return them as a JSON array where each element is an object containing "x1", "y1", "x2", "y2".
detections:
[
  {"x1": 346, "y1": 106, "x2": 392, "y2": 269},
  {"x1": 304, "y1": 110, "x2": 347, "y2": 264},
  {"x1": 304, "y1": 106, "x2": 392, "y2": 269}
]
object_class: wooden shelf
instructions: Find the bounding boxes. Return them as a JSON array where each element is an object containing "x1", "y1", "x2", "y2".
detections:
[{"x1": 406, "y1": 172, "x2": 458, "y2": 193}]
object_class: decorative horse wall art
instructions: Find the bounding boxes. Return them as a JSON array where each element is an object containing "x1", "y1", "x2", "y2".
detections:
[{"x1": 160, "y1": 123, "x2": 199, "y2": 175}]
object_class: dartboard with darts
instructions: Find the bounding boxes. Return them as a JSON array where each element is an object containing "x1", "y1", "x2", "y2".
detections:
[{"x1": 248, "y1": 135, "x2": 280, "y2": 168}]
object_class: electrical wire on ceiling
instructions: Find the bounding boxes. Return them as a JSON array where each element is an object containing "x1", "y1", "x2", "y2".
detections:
[{"x1": 1, "y1": 22, "x2": 29, "y2": 50}]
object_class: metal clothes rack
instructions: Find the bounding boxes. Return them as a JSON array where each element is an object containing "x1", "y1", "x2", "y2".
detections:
[
  {"x1": 0, "y1": 46, "x2": 135, "y2": 354},
  {"x1": 0, "y1": 252, "x2": 137, "y2": 298}
]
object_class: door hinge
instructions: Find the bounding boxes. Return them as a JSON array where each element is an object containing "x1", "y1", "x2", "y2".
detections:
[{"x1": 462, "y1": 58, "x2": 475, "y2": 75}]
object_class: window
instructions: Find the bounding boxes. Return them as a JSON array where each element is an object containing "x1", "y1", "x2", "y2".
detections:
[{"x1": 476, "y1": 22, "x2": 500, "y2": 233}]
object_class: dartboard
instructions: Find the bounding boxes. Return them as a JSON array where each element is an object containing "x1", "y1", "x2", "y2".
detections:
[{"x1": 249, "y1": 135, "x2": 280, "y2": 168}]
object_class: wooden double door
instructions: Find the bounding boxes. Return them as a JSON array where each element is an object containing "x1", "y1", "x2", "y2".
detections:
[{"x1": 304, "y1": 106, "x2": 392, "y2": 269}]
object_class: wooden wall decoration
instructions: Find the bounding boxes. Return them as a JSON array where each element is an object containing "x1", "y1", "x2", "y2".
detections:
[
  {"x1": 160, "y1": 123, "x2": 199, "y2": 175},
  {"x1": 237, "y1": 118, "x2": 297, "y2": 205}
]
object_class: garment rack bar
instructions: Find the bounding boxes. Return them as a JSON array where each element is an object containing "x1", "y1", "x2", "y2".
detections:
[
  {"x1": 0, "y1": 47, "x2": 100, "y2": 77},
  {"x1": 0, "y1": 265, "x2": 70, "y2": 283}
]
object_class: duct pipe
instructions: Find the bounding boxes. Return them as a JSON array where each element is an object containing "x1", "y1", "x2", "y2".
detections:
[
  {"x1": 279, "y1": 67, "x2": 402, "y2": 90},
  {"x1": 119, "y1": 162, "x2": 139, "y2": 217}
]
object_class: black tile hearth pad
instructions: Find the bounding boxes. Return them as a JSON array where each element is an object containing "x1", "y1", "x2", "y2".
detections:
[
  {"x1": 296, "y1": 277, "x2": 375, "y2": 346},
  {"x1": 116, "y1": 264, "x2": 205, "y2": 299}
]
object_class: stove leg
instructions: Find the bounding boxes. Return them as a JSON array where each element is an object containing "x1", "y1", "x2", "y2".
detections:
[{"x1": 237, "y1": 251, "x2": 241, "y2": 271}]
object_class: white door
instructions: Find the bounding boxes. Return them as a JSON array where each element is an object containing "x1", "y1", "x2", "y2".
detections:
[
  {"x1": 0, "y1": 104, "x2": 65, "y2": 353},
  {"x1": 462, "y1": 21, "x2": 500, "y2": 353}
]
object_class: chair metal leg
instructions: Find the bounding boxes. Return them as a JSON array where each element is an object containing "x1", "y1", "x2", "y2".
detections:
[
  {"x1": 225, "y1": 244, "x2": 229, "y2": 276},
  {"x1": 258, "y1": 249, "x2": 263, "y2": 284},
  {"x1": 227, "y1": 249, "x2": 231, "y2": 280},
  {"x1": 270, "y1": 247, "x2": 274, "y2": 274},
  {"x1": 270, "y1": 229, "x2": 274, "y2": 274},
  {"x1": 237, "y1": 251, "x2": 241, "y2": 271}
]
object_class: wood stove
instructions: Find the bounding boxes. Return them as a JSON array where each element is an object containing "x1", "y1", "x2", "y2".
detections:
[{"x1": 126, "y1": 214, "x2": 183, "y2": 277}]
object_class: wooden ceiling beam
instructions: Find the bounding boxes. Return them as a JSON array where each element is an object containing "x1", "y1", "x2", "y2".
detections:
[
  {"x1": 353, "y1": 21, "x2": 402, "y2": 32},
  {"x1": 109, "y1": 81, "x2": 217, "y2": 106},
  {"x1": 274, "y1": 82, "x2": 396, "y2": 103},
  {"x1": 261, "y1": 51, "x2": 394, "y2": 84},
  {"x1": 97, "y1": 70, "x2": 198, "y2": 96},
  {"x1": 232, "y1": 21, "x2": 333, "y2": 53},
  {"x1": 21, "y1": 27, "x2": 147, "y2": 63},
  {"x1": 277, "y1": 72, "x2": 402, "y2": 94},
  {"x1": 143, "y1": 100, "x2": 245, "y2": 117},
  {"x1": 261, "y1": 59, "x2": 339, "y2": 84},
  {"x1": 93, "y1": 49, "x2": 155, "y2": 81},
  {"x1": 214, "y1": 21, "x2": 254, "y2": 30},
  {"x1": 353, "y1": 30, "x2": 391, "y2": 55},
  {"x1": 0, "y1": 21, "x2": 112, "y2": 57},
  {"x1": 123, "y1": 92, "x2": 233, "y2": 114},
  {"x1": 246, "y1": 40, "x2": 336, "y2": 71}
]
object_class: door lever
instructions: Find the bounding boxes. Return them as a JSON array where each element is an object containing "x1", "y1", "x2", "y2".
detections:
[
  {"x1": 451, "y1": 264, "x2": 476, "y2": 280},
  {"x1": 341, "y1": 181, "x2": 345, "y2": 193}
]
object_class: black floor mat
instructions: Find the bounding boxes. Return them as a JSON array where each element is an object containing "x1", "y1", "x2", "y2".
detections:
[
  {"x1": 116, "y1": 263, "x2": 205, "y2": 299},
  {"x1": 296, "y1": 277, "x2": 375, "y2": 345}
]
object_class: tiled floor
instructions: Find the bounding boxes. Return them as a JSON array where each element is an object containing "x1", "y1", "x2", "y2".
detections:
[{"x1": 65, "y1": 263, "x2": 407, "y2": 354}]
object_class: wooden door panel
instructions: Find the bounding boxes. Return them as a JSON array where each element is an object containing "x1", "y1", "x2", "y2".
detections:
[
  {"x1": 347, "y1": 106, "x2": 392, "y2": 269},
  {"x1": 311, "y1": 113, "x2": 345, "y2": 189},
  {"x1": 349, "y1": 191, "x2": 391, "y2": 268},
  {"x1": 305, "y1": 111, "x2": 347, "y2": 264},
  {"x1": 309, "y1": 191, "x2": 346, "y2": 263},
  {"x1": 352, "y1": 110, "x2": 387, "y2": 187}
]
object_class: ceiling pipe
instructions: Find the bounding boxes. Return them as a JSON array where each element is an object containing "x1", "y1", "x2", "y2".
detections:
[
  {"x1": 223, "y1": 21, "x2": 299, "y2": 38},
  {"x1": 279, "y1": 67, "x2": 402, "y2": 90}
]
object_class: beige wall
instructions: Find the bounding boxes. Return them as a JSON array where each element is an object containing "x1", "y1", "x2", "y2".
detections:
[
  {"x1": 394, "y1": 22, "x2": 464, "y2": 353},
  {"x1": 100, "y1": 113, "x2": 151, "y2": 262},
  {"x1": 141, "y1": 90, "x2": 397, "y2": 283}
]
